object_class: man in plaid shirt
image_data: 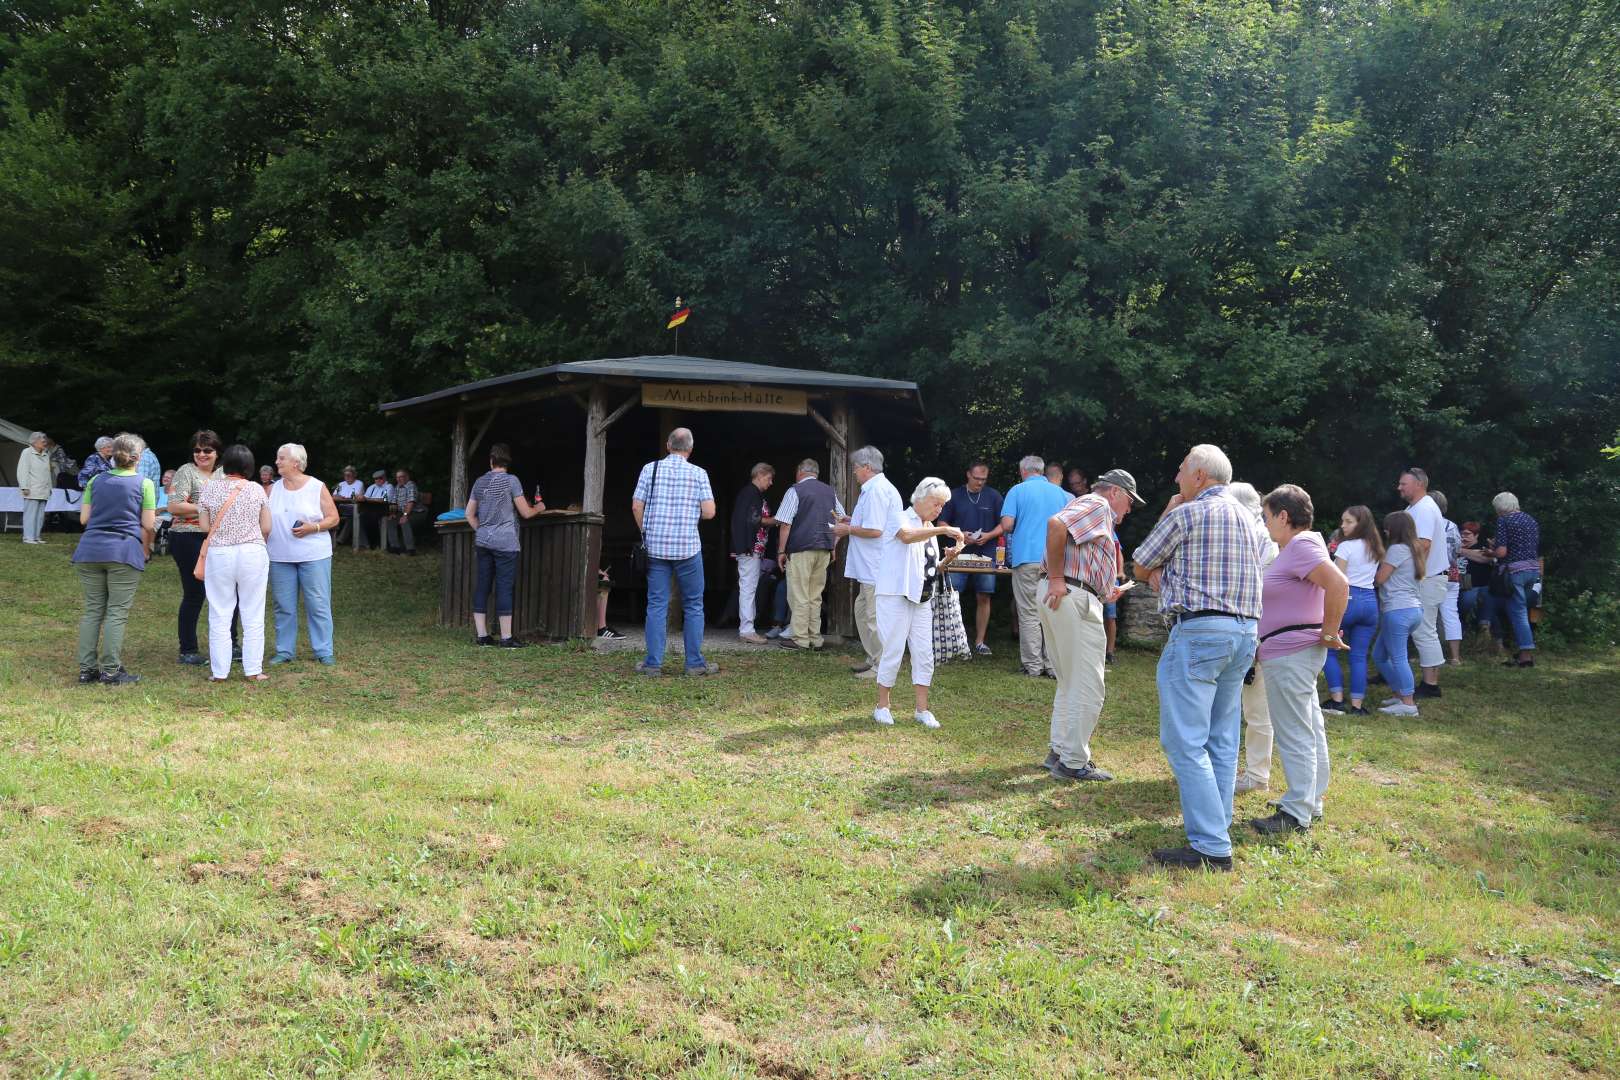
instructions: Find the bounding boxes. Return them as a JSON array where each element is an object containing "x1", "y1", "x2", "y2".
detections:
[
  {"x1": 632, "y1": 428, "x2": 718, "y2": 676},
  {"x1": 1037, "y1": 468, "x2": 1145, "y2": 784},
  {"x1": 1131, "y1": 444, "x2": 1267, "y2": 872}
]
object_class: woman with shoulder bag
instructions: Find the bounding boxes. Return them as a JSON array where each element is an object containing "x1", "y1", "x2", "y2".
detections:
[{"x1": 197, "y1": 445, "x2": 272, "y2": 681}]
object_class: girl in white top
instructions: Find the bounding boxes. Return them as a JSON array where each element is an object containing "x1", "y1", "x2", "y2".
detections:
[
  {"x1": 266, "y1": 443, "x2": 341, "y2": 664},
  {"x1": 872, "y1": 477, "x2": 964, "y2": 729},
  {"x1": 1322, "y1": 505, "x2": 1385, "y2": 713}
]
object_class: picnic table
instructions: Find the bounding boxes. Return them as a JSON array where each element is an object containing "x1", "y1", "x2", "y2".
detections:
[{"x1": 334, "y1": 497, "x2": 390, "y2": 551}]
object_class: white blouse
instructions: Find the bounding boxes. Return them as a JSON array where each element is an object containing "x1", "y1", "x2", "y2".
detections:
[{"x1": 876, "y1": 507, "x2": 941, "y2": 604}]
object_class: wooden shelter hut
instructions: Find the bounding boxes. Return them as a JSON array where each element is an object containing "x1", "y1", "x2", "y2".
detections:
[{"x1": 379, "y1": 356, "x2": 924, "y2": 640}]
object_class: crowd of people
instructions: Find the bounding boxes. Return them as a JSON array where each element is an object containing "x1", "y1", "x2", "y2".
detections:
[{"x1": 36, "y1": 426, "x2": 1546, "y2": 873}]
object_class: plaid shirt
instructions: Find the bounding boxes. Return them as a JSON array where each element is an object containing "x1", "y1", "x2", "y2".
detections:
[
  {"x1": 1131, "y1": 485, "x2": 1265, "y2": 619},
  {"x1": 633, "y1": 453, "x2": 715, "y2": 560},
  {"x1": 391, "y1": 481, "x2": 418, "y2": 513},
  {"x1": 1053, "y1": 493, "x2": 1118, "y2": 595}
]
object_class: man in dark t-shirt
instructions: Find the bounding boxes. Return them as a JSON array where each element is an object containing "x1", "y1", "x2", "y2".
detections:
[{"x1": 939, "y1": 460, "x2": 1005, "y2": 655}]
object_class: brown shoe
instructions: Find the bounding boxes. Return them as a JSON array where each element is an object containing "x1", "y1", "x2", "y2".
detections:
[{"x1": 739, "y1": 632, "x2": 768, "y2": 644}]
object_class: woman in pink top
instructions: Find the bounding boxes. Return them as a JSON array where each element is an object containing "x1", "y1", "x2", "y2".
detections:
[{"x1": 1249, "y1": 485, "x2": 1348, "y2": 836}]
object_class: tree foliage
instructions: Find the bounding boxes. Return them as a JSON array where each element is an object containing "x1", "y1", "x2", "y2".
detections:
[{"x1": 3, "y1": 0, "x2": 1617, "y2": 629}]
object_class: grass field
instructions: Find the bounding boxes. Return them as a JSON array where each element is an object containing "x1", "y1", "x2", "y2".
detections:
[{"x1": 0, "y1": 538, "x2": 1616, "y2": 1079}]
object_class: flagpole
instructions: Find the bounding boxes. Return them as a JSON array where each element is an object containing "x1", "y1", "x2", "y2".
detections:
[{"x1": 672, "y1": 295, "x2": 683, "y2": 356}]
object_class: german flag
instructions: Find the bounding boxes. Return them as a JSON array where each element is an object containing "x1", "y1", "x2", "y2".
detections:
[{"x1": 666, "y1": 306, "x2": 691, "y2": 330}]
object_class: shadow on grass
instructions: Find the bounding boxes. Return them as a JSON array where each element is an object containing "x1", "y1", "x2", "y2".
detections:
[
  {"x1": 713, "y1": 716, "x2": 875, "y2": 753},
  {"x1": 904, "y1": 822, "x2": 1189, "y2": 914}
]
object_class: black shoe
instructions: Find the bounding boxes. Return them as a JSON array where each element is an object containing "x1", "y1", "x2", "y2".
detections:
[
  {"x1": 1050, "y1": 760, "x2": 1114, "y2": 782},
  {"x1": 597, "y1": 626, "x2": 625, "y2": 640},
  {"x1": 1041, "y1": 750, "x2": 1059, "y2": 770},
  {"x1": 1414, "y1": 683, "x2": 1442, "y2": 699},
  {"x1": 1503, "y1": 658, "x2": 1534, "y2": 668},
  {"x1": 777, "y1": 638, "x2": 810, "y2": 650},
  {"x1": 1151, "y1": 846, "x2": 1232, "y2": 872},
  {"x1": 476, "y1": 635, "x2": 495, "y2": 647},
  {"x1": 100, "y1": 668, "x2": 141, "y2": 686},
  {"x1": 1250, "y1": 810, "x2": 1309, "y2": 835},
  {"x1": 1105, "y1": 652, "x2": 1116, "y2": 666},
  {"x1": 1320, "y1": 699, "x2": 1346, "y2": 713},
  {"x1": 497, "y1": 637, "x2": 528, "y2": 649},
  {"x1": 177, "y1": 652, "x2": 206, "y2": 666},
  {"x1": 1345, "y1": 705, "x2": 1370, "y2": 716},
  {"x1": 78, "y1": 669, "x2": 99, "y2": 684},
  {"x1": 1368, "y1": 672, "x2": 1385, "y2": 685}
]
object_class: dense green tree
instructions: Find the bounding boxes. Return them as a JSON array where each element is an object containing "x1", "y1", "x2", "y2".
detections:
[{"x1": 2, "y1": 0, "x2": 1616, "y2": 635}]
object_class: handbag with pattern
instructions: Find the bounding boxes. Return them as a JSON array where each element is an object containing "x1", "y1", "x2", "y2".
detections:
[{"x1": 931, "y1": 577, "x2": 972, "y2": 664}]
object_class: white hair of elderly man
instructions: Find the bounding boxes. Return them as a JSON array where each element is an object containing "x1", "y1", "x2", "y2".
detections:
[
  {"x1": 667, "y1": 427, "x2": 695, "y2": 453},
  {"x1": 1018, "y1": 455, "x2": 1045, "y2": 477},
  {"x1": 1185, "y1": 444, "x2": 1233, "y2": 485}
]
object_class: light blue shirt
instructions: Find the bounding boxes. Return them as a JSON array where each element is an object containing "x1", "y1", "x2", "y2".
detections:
[{"x1": 1000, "y1": 476, "x2": 1072, "y2": 568}]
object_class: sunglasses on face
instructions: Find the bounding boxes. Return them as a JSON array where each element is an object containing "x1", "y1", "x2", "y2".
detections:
[{"x1": 193, "y1": 448, "x2": 216, "y2": 455}]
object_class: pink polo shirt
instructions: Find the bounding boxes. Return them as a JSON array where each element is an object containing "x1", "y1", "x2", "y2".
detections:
[{"x1": 1258, "y1": 530, "x2": 1331, "y2": 661}]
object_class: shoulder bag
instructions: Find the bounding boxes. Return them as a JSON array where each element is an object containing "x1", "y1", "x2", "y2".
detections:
[
  {"x1": 631, "y1": 458, "x2": 659, "y2": 579},
  {"x1": 194, "y1": 481, "x2": 248, "y2": 581}
]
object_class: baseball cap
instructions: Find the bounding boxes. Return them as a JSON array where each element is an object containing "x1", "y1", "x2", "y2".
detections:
[
  {"x1": 1097, "y1": 468, "x2": 1146, "y2": 505},
  {"x1": 372, "y1": 469, "x2": 387, "y2": 479}
]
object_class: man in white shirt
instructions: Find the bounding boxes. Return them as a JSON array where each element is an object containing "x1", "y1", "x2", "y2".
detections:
[
  {"x1": 833, "y1": 446, "x2": 903, "y2": 679},
  {"x1": 332, "y1": 465, "x2": 365, "y2": 546},
  {"x1": 1398, "y1": 467, "x2": 1448, "y2": 699}
]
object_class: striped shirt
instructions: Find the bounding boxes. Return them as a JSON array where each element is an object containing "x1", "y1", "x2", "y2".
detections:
[
  {"x1": 1131, "y1": 485, "x2": 1266, "y2": 619},
  {"x1": 633, "y1": 453, "x2": 715, "y2": 561},
  {"x1": 1053, "y1": 493, "x2": 1117, "y2": 595}
]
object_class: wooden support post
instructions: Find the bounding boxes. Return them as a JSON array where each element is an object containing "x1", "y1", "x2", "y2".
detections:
[
  {"x1": 450, "y1": 409, "x2": 469, "y2": 508},
  {"x1": 583, "y1": 383, "x2": 609, "y2": 514},
  {"x1": 828, "y1": 395, "x2": 855, "y2": 639}
]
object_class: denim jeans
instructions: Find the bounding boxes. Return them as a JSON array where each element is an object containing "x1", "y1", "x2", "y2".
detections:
[
  {"x1": 269, "y1": 557, "x2": 334, "y2": 660},
  {"x1": 1156, "y1": 616, "x2": 1257, "y2": 858},
  {"x1": 1372, "y1": 606, "x2": 1423, "y2": 697},
  {"x1": 645, "y1": 553, "x2": 707, "y2": 670},
  {"x1": 1323, "y1": 587, "x2": 1379, "y2": 698},
  {"x1": 1504, "y1": 570, "x2": 1539, "y2": 651},
  {"x1": 474, "y1": 547, "x2": 518, "y2": 617}
]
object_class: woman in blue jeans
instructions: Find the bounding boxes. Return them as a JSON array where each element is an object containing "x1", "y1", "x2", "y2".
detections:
[
  {"x1": 1492, "y1": 492, "x2": 1541, "y2": 667},
  {"x1": 266, "y1": 443, "x2": 341, "y2": 664},
  {"x1": 1322, "y1": 505, "x2": 1383, "y2": 715},
  {"x1": 464, "y1": 443, "x2": 545, "y2": 647},
  {"x1": 1372, "y1": 511, "x2": 1426, "y2": 717}
]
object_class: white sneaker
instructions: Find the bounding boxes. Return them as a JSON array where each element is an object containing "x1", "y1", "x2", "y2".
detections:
[
  {"x1": 1379, "y1": 702, "x2": 1419, "y2": 716},
  {"x1": 873, "y1": 707, "x2": 893, "y2": 725},
  {"x1": 853, "y1": 667, "x2": 877, "y2": 680},
  {"x1": 779, "y1": 628, "x2": 795, "y2": 640},
  {"x1": 1234, "y1": 775, "x2": 1268, "y2": 794},
  {"x1": 1381, "y1": 697, "x2": 1400, "y2": 707},
  {"x1": 915, "y1": 711, "x2": 940, "y2": 729}
]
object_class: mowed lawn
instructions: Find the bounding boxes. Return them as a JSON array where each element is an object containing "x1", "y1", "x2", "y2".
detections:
[{"x1": 0, "y1": 539, "x2": 1616, "y2": 1079}]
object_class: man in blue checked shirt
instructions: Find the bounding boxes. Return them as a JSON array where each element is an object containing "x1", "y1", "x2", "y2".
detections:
[
  {"x1": 632, "y1": 427, "x2": 718, "y2": 676},
  {"x1": 1131, "y1": 443, "x2": 1267, "y2": 873}
]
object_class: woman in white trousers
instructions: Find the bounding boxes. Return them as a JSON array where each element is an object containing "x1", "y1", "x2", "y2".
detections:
[
  {"x1": 197, "y1": 445, "x2": 272, "y2": 681},
  {"x1": 873, "y1": 478, "x2": 963, "y2": 729}
]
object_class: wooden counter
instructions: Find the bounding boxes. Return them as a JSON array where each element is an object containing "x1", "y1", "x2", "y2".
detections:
[{"x1": 436, "y1": 511, "x2": 604, "y2": 639}]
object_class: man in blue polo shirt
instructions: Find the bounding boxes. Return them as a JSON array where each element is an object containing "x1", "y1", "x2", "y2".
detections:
[
  {"x1": 938, "y1": 460, "x2": 1004, "y2": 656},
  {"x1": 999, "y1": 454, "x2": 1072, "y2": 676}
]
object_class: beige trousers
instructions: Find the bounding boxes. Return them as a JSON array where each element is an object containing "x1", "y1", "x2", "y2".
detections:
[
  {"x1": 854, "y1": 580, "x2": 882, "y2": 666},
  {"x1": 786, "y1": 549, "x2": 832, "y2": 647},
  {"x1": 1240, "y1": 663, "x2": 1272, "y2": 785},
  {"x1": 1035, "y1": 585, "x2": 1107, "y2": 767},
  {"x1": 1011, "y1": 563, "x2": 1052, "y2": 674}
]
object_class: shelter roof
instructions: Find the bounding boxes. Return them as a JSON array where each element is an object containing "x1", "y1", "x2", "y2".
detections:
[
  {"x1": 378, "y1": 355, "x2": 923, "y2": 418},
  {"x1": 0, "y1": 418, "x2": 35, "y2": 445}
]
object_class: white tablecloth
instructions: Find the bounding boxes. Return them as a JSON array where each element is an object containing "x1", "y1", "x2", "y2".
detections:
[{"x1": 0, "y1": 487, "x2": 82, "y2": 513}]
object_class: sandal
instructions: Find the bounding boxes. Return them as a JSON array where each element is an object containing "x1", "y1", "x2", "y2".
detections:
[
  {"x1": 245, "y1": 673, "x2": 270, "y2": 682},
  {"x1": 209, "y1": 677, "x2": 230, "y2": 683}
]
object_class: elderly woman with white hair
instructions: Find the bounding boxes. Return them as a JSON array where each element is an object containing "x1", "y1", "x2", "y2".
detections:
[
  {"x1": 1491, "y1": 491, "x2": 1541, "y2": 667},
  {"x1": 872, "y1": 477, "x2": 964, "y2": 729},
  {"x1": 1224, "y1": 482, "x2": 1280, "y2": 795},
  {"x1": 16, "y1": 431, "x2": 52, "y2": 544},
  {"x1": 267, "y1": 442, "x2": 340, "y2": 665}
]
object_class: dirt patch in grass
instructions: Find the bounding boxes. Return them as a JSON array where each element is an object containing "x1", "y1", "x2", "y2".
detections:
[{"x1": 74, "y1": 816, "x2": 127, "y2": 840}]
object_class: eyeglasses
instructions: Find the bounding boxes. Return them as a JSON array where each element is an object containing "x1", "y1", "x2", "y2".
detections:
[{"x1": 193, "y1": 448, "x2": 216, "y2": 455}]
